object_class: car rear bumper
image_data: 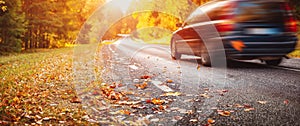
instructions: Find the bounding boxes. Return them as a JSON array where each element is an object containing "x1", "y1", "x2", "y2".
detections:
[{"x1": 222, "y1": 35, "x2": 298, "y2": 59}]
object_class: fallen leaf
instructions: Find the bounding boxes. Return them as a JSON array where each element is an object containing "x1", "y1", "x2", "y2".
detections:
[
  {"x1": 124, "y1": 91, "x2": 135, "y2": 95},
  {"x1": 13, "y1": 97, "x2": 20, "y2": 104},
  {"x1": 160, "y1": 92, "x2": 182, "y2": 97},
  {"x1": 108, "y1": 91, "x2": 122, "y2": 100},
  {"x1": 36, "y1": 120, "x2": 43, "y2": 125},
  {"x1": 119, "y1": 110, "x2": 131, "y2": 115},
  {"x1": 151, "y1": 98, "x2": 165, "y2": 105},
  {"x1": 284, "y1": 99, "x2": 289, "y2": 105},
  {"x1": 244, "y1": 108, "x2": 255, "y2": 112},
  {"x1": 189, "y1": 119, "x2": 198, "y2": 123},
  {"x1": 134, "y1": 82, "x2": 148, "y2": 89},
  {"x1": 231, "y1": 40, "x2": 246, "y2": 52},
  {"x1": 170, "y1": 107, "x2": 180, "y2": 111},
  {"x1": 117, "y1": 101, "x2": 140, "y2": 105},
  {"x1": 234, "y1": 104, "x2": 244, "y2": 108},
  {"x1": 159, "y1": 105, "x2": 164, "y2": 110},
  {"x1": 183, "y1": 99, "x2": 194, "y2": 103},
  {"x1": 145, "y1": 99, "x2": 152, "y2": 103},
  {"x1": 200, "y1": 93, "x2": 210, "y2": 98},
  {"x1": 222, "y1": 90, "x2": 228, "y2": 93},
  {"x1": 109, "y1": 84, "x2": 116, "y2": 88},
  {"x1": 243, "y1": 104, "x2": 251, "y2": 108},
  {"x1": 197, "y1": 65, "x2": 201, "y2": 70},
  {"x1": 207, "y1": 118, "x2": 215, "y2": 124},
  {"x1": 216, "y1": 89, "x2": 228, "y2": 96},
  {"x1": 152, "y1": 107, "x2": 159, "y2": 111},
  {"x1": 218, "y1": 110, "x2": 230, "y2": 116},
  {"x1": 257, "y1": 101, "x2": 267, "y2": 104},
  {"x1": 130, "y1": 105, "x2": 146, "y2": 109},
  {"x1": 70, "y1": 97, "x2": 81, "y2": 103},
  {"x1": 158, "y1": 105, "x2": 168, "y2": 110},
  {"x1": 166, "y1": 79, "x2": 173, "y2": 83},
  {"x1": 59, "y1": 121, "x2": 65, "y2": 124},
  {"x1": 141, "y1": 75, "x2": 151, "y2": 79}
]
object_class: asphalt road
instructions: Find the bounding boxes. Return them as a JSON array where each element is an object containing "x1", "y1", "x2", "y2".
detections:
[{"x1": 94, "y1": 37, "x2": 300, "y2": 125}]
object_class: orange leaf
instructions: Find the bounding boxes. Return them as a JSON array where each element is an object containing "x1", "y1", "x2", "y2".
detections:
[
  {"x1": 134, "y1": 82, "x2": 148, "y2": 89},
  {"x1": 218, "y1": 110, "x2": 230, "y2": 116},
  {"x1": 70, "y1": 97, "x2": 81, "y2": 103},
  {"x1": 151, "y1": 98, "x2": 164, "y2": 105},
  {"x1": 13, "y1": 97, "x2": 20, "y2": 103},
  {"x1": 119, "y1": 110, "x2": 131, "y2": 115},
  {"x1": 166, "y1": 79, "x2": 173, "y2": 83},
  {"x1": 231, "y1": 40, "x2": 246, "y2": 52},
  {"x1": 159, "y1": 105, "x2": 165, "y2": 110},
  {"x1": 207, "y1": 118, "x2": 215, "y2": 124},
  {"x1": 108, "y1": 91, "x2": 122, "y2": 100}
]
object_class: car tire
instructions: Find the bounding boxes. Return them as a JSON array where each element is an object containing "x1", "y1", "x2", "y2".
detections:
[
  {"x1": 265, "y1": 58, "x2": 282, "y2": 66},
  {"x1": 201, "y1": 45, "x2": 211, "y2": 66},
  {"x1": 171, "y1": 38, "x2": 181, "y2": 60}
]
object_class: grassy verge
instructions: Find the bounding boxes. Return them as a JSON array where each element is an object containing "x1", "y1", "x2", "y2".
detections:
[
  {"x1": 0, "y1": 48, "x2": 94, "y2": 125},
  {"x1": 288, "y1": 34, "x2": 300, "y2": 58}
]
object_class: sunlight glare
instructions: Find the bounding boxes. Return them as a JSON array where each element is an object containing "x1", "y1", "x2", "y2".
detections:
[{"x1": 106, "y1": 0, "x2": 133, "y2": 13}]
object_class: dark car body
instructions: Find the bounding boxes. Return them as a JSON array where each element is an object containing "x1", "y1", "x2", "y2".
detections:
[{"x1": 171, "y1": 0, "x2": 298, "y2": 66}]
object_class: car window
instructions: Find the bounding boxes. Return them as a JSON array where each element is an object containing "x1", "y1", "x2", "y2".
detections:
[
  {"x1": 234, "y1": 1, "x2": 284, "y2": 23},
  {"x1": 184, "y1": 0, "x2": 227, "y2": 25}
]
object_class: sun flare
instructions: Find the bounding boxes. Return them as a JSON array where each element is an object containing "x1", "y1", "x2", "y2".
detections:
[{"x1": 106, "y1": 0, "x2": 133, "y2": 13}]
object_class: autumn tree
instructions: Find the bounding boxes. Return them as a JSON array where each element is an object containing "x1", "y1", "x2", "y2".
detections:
[
  {"x1": 0, "y1": 0, "x2": 26, "y2": 54},
  {"x1": 21, "y1": 0, "x2": 104, "y2": 49}
]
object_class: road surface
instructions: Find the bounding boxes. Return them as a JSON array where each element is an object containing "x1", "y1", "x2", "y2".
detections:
[{"x1": 92, "y1": 37, "x2": 299, "y2": 125}]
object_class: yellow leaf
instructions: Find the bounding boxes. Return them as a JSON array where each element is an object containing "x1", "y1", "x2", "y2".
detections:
[
  {"x1": 257, "y1": 101, "x2": 267, "y2": 104},
  {"x1": 13, "y1": 97, "x2": 20, "y2": 103},
  {"x1": 119, "y1": 110, "x2": 131, "y2": 115},
  {"x1": 151, "y1": 98, "x2": 165, "y2": 105},
  {"x1": 160, "y1": 92, "x2": 182, "y2": 97}
]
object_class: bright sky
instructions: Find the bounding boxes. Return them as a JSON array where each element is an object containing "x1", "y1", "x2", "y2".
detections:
[{"x1": 106, "y1": 0, "x2": 133, "y2": 13}]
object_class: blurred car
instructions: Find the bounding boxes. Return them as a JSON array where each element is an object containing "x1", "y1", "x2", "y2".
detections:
[{"x1": 171, "y1": 0, "x2": 298, "y2": 66}]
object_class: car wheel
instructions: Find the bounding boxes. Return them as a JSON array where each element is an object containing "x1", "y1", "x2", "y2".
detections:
[
  {"x1": 171, "y1": 38, "x2": 181, "y2": 60},
  {"x1": 201, "y1": 45, "x2": 211, "y2": 66},
  {"x1": 265, "y1": 58, "x2": 282, "y2": 66}
]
